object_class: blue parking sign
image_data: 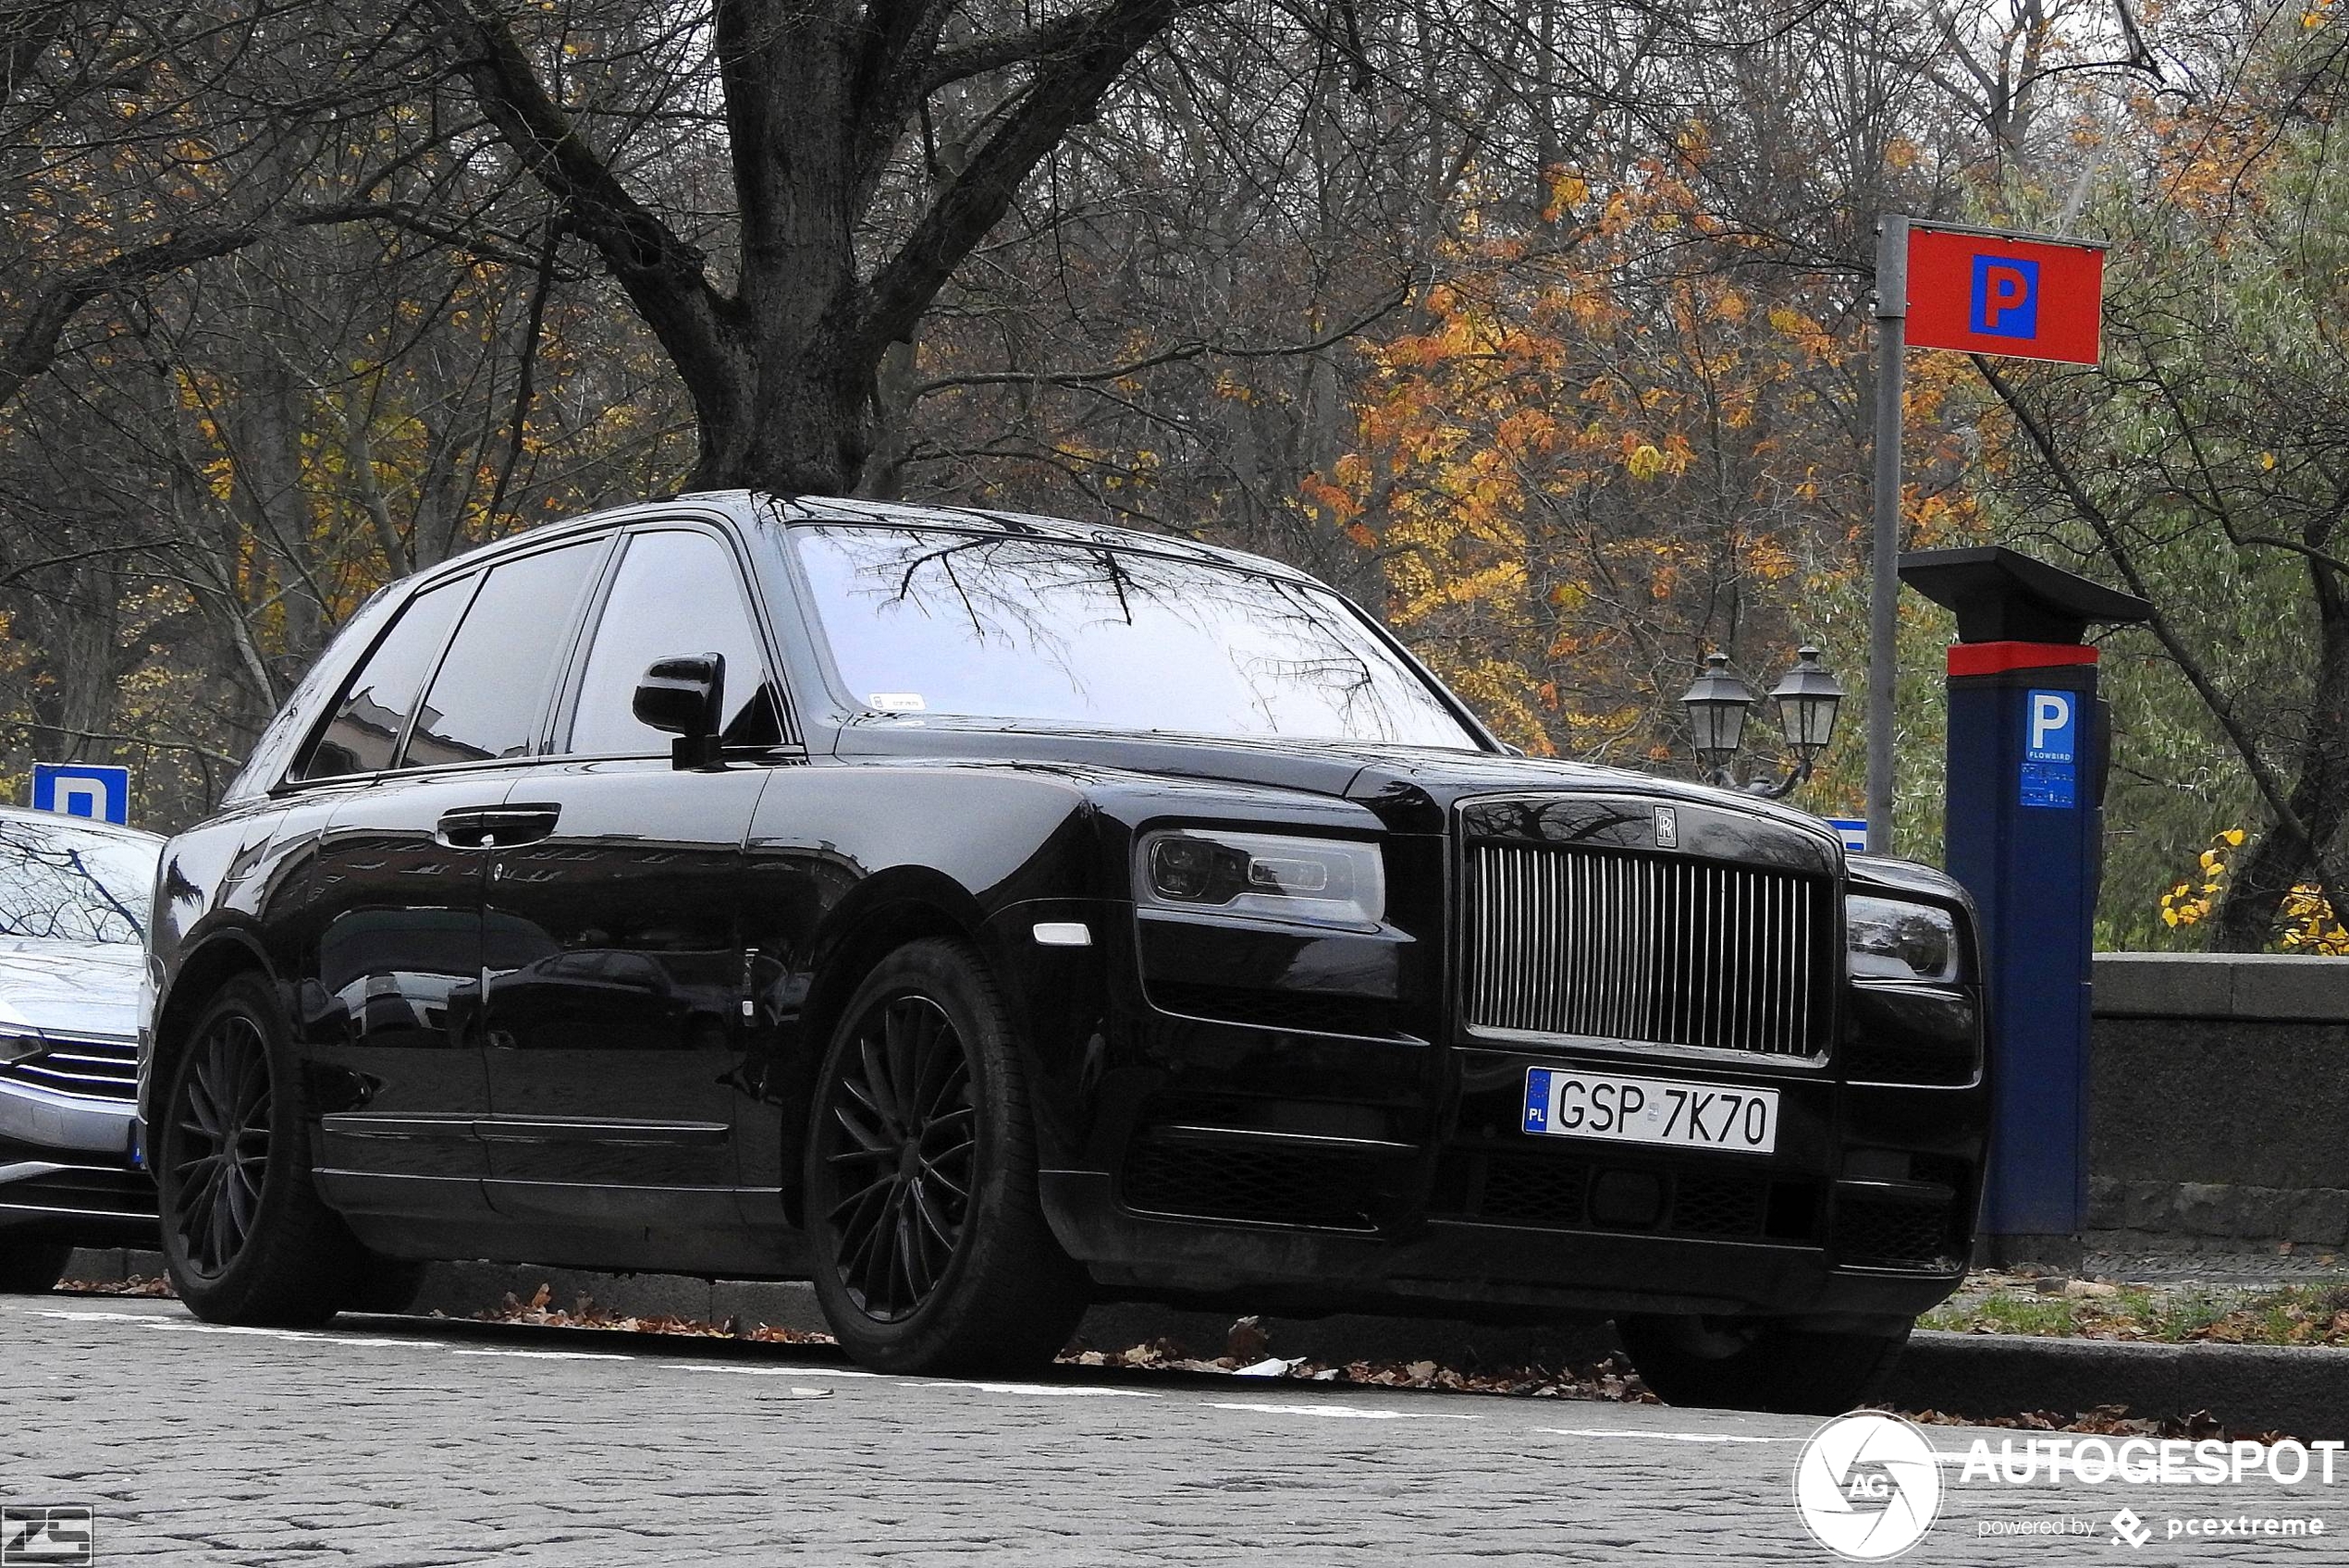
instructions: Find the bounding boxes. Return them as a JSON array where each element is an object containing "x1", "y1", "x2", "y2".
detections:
[
  {"x1": 2019, "y1": 691, "x2": 2078, "y2": 809},
  {"x1": 31, "y1": 763, "x2": 131, "y2": 825}
]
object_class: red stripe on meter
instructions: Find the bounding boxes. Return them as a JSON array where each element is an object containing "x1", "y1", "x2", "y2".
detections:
[{"x1": 1946, "y1": 642, "x2": 2100, "y2": 676}]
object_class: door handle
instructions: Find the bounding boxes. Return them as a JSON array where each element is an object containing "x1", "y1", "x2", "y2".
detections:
[
  {"x1": 483, "y1": 804, "x2": 562, "y2": 846},
  {"x1": 434, "y1": 807, "x2": 501, "y2": 849}
]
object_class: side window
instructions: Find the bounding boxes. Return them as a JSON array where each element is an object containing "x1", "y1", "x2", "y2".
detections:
[
  {"x1": 301, "y1": 582, "x2": 468, "y2": 779},
  {"x1": 402, "y1": 541, "x2": 602, "y2": 768},
  {"x1": 566, "y1": 530, "x2": 784, "y2": 754}
]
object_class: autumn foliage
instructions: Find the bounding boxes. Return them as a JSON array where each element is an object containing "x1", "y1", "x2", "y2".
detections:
[{"x1": 1306, "y1": 158, "x2": 1981, "y2": 777}]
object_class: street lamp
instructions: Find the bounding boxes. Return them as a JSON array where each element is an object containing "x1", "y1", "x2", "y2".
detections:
[{"x1": 1679, "y1": 645, "x2": 1845, "y2": 799}]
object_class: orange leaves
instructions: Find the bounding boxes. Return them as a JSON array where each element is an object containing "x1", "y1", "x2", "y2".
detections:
[{"x1": 1302, "y1": 156, "x2": 1876, "y2": 765}]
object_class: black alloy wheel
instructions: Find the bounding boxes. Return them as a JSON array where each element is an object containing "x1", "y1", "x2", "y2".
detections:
[
  {"x1": 167, "y1": 1011, "x2": 274, "y2": 1278},
  {"x1": 156, "y1": 974, "x2": 369, "y2": 1325},
  {"x1": 817, "y1": 993, "x2": 978, "y2": 1321},
  {"x1": 805, "y1": 938, "x2": 1088, "y2": 1375}
]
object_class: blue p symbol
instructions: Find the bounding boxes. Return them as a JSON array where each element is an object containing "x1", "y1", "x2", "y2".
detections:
[{"x1": 1970, "y1": 254, "x2": 2039, "y2": 338}]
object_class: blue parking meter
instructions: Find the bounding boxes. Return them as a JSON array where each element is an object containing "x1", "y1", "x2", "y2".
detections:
[{"x1": 1898, "y1": 547, "x2": 2151, "y2": 1252}]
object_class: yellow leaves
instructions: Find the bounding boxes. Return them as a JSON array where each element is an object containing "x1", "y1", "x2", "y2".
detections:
[
  {"x1": 2161, "y1": 827, "x2": 2349, "y2": 952},
  {"x1": 1624, "y1": 443, "x2": 1667, "y2": 481},
  {"x1": 1542, "y1": 171, "x2": 1589, "y2": 225},
  {"x1": 1885, "y1": 136, "x2": 1920, "y2": 172},
  {"x1": 2262, "y1": 450, "x2": 2279, "y2": 471}
]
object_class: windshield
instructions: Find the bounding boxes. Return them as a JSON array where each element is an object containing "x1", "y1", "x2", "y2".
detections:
[
  {"x1": 789, "y1": 525, "x2": 1481, "y2": 750},
  {"x1": 0, "y1": 816, "x2": 160, "y2": 944}
]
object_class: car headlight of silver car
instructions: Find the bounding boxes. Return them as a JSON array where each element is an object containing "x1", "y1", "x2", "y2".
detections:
[
  {"x1": 1138, "y1": 829, "x2": 1385, "y2": 931},
  {"x1": 1845, "y1": 894, "x2": 1962, "y2": 983}
]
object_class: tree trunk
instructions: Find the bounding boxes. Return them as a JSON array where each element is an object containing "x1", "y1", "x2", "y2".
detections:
[
  {"x1": 427, "y1": 0, "x2": 1180, "y2": 499},
  {"x1": 2213, "y1": 566, "x2": 2349, "y2": 949}
]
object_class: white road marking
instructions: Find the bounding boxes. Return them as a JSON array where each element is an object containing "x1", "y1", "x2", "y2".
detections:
[
  {"x1": 670, "y1": 1364, "x2": 887, "y2": 1379},
  {"x1": 1540, "y1": 1426, "x2": 1795, "y2": 1444},
  {"x1": 141, "y1": 1321, "x2": 339, "y2": 1341},
  {"x1": 449, "y1": 1348, "x2": 635, "y2": 1361},
  {"x1": 1205, "y1": 1401, "x2": 1482, "y2": 1421},
  {"x1": 963, "y1": 1382, "x2": 1161, "y2": 1398}
]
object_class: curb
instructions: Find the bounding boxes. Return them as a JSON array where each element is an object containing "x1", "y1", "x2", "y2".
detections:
[
  {"x1": 1890, "y1": 1331, "x2": 2349, "y2": 1440},
  {"x1": 60, "y1": 1249, "x2": 2349, "y2": 1436}
]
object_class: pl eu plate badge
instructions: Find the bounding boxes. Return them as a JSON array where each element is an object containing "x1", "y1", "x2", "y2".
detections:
[{"x1": 2020, "y1": 689, "x2": 2078, "y2": 809}]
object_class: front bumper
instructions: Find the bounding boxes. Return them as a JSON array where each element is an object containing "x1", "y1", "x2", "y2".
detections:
[
  {"x1": 1005, "y1": 895, "x2": 1986, "y2": 1324},
  {"x1": 1045, "y1": 1168, "x2": 1964, "y2": 1325},
  {"x1": 0, "y1": 1076, "x2": 157, "y2": 1244}
]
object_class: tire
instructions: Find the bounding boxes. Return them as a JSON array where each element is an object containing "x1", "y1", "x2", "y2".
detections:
[
  {"x1": 805, "y1": 937, "x2": 1088, "y2": 1375},
  {"x1": 0, "y1": 1238, "x2": 73, "y2": 1293},
  {"x1": 1616, "y1": 1313, "x2": 1912, "y2": 1415},
  {"x1": 154, "y1": 974, "x2": 369, "y2": 1326}
]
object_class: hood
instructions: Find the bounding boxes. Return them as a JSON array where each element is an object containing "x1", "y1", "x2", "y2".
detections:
[
  {"x1": 834, "y1": 717, "x2": 1845, "y2": 844},
  {"x1": 0, "y1": 937, "x2": 144, "y2": 1039}
]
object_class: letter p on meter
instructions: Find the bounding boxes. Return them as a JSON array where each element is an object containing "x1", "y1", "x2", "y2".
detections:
[{"x1": 2028, "y1": 692, "x2": 2074, "y2": 761}]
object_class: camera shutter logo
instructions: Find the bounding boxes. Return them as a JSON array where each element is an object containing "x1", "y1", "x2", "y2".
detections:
[
  {"x1": 1792, "y1": 1413, "x2": 1943, "y2": 1560},
  {"x1": 1, "y1": 1506, "x2": 93, "y2": 1567}
]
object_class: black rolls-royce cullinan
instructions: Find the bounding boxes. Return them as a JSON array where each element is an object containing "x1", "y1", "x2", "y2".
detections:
[{"x1": 141, "y1": 491, "x2": 1987, "y2": 1411}]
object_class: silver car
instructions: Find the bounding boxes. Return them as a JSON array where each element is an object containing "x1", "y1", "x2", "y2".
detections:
[{"x1": 0, "y1": 803, "x2": 162, "y2": 1292}]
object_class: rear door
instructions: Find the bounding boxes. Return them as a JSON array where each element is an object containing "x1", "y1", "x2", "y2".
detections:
[
  {"x1": 477, "y1": 523, "x2": 786, "y2": 1230},
  {"x1": 303, "y1": 537, "x2": 608, "y2": 1221}
]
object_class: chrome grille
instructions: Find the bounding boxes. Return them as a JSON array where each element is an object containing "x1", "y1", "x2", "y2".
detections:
[
  {"x1": 1465, "y1": 843, "x2": 1830, "y2": 1055},
  {"x1": 0, "y1": 1031, "x2": 140, "y2": 1102}
]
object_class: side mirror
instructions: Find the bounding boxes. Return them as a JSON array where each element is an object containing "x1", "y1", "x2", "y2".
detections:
[{"x1": 633, "y1": 652, "x2": 726, "y2": 769}]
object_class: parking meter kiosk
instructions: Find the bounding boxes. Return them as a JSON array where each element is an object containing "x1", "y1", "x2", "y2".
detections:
[{"x1": 1896, "y1": 546, "x2": 2152, "y2": 1253}]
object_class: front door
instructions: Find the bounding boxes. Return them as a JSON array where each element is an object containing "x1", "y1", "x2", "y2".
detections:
[
  {"x1": 478, "y1": 524, "x2": 789, "y2": 1230},
  {"x1": 309, "y1": 770, "x2": 516, "y2": 1210},
  {"x1": 301, "y1": 534, "x2": 609, "y2": 1222}
]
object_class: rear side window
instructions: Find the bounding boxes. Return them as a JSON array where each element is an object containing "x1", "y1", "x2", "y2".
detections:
[
  {"x1": 565, "y1": 530, "x2": 784, "y2": 754},
  {"x1": 301, "y1": 582, "x2": 467, "y2": 779},
  {"x1": 403, "y1": 542, "x2": 602, "y2": 767}
]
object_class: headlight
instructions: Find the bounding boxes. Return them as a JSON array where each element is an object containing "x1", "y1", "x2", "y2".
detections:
[
  {"x1": 1138, "y1": 829, "x2": 1385, "y2": 930},
  {"x1": 1846, "y1": 895, "x2": 1961, "y2": 983}
]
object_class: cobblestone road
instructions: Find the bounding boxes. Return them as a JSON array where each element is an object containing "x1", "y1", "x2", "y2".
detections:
[{"x1": 4, "y1": 1293, "x2": 2342, "y2": 1565}]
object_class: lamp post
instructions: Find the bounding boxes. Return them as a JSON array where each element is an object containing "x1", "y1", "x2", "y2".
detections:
[{"x1": 1679, "y1": 646, "x2": 1845, "y2": 800}]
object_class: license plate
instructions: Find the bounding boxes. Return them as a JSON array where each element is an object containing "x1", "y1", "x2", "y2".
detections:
[{"x1": 1522, "y1": 1067, "x2": 1778, "y2": 1156}]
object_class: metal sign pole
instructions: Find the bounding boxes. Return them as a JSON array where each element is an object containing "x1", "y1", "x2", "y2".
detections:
[{"x1": 1867, "y1": 214, "x2": 1909, "y2": 855}]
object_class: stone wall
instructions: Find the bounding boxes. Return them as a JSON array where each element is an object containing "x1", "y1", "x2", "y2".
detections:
[{"x1": 2089, "y1": 953, "x2": 2349, "y2": 1253}]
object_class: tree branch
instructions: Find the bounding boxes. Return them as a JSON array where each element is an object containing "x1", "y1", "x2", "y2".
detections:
[
  {"x1": 860, "y1": 0, "x2": 1183, "y2": 355},
  {"x1": 0, "y1": 538, "x2": 189, "y2": 591},
  {"x1": 421, "y1": 2, "x2": 733, "y2": 374},
  {"x1": 1974, "y1": 352, "x2": 2349, "y2": 910},
  {"x1": 908, "y1": 281, "x2": 1412, "y2": 398},
  {"x1": 0, "y1": 197, "x2": 572, "y2": 414}
]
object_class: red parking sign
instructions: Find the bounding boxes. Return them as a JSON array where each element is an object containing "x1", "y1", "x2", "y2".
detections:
[{"x1": 1904, "y1": 226, "x2": 2105, "y2": 365}]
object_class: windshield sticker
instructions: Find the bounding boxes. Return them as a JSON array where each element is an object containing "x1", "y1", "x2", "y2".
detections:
[{"x1": 867, "y1": 692, "x2": 928, "y2": 712}]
